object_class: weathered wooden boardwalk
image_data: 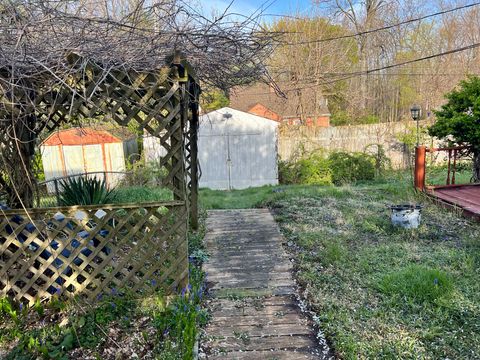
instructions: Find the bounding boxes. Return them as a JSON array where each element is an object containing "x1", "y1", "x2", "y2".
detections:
[{"x1": 201, "y1": 209, "x2": 331, "y2": 359}]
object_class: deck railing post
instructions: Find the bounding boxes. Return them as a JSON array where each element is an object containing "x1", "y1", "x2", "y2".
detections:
[
  {"x1": 414, "y1": 146, "x2": 427, "y2": 190},
  {"x1": 447, "y1": 149, "x2": 452, "y2": 185}
]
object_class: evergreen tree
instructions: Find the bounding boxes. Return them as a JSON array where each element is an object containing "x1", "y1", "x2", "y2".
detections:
[{"x1": 429, "y1": 76, "x2": 480, "y2": 181}]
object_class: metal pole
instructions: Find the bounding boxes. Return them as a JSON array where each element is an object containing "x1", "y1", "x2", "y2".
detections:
[
  {"x1": 416, "y1": 118, "x2": 420, "y2": 147},
  {"x1": 54, "y1": 179, "x2": 60, "y2": 206}
]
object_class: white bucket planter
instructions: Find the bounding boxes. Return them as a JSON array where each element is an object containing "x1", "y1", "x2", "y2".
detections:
[{"x1": 389, "y1": 204, "x2": 422, "y2": 229}]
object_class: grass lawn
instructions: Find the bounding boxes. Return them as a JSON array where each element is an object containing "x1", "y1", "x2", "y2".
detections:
[
  {"x1": 426, "y1": 166, "x2": 473, "y2": 186},
  {"x1": 38, "y1": 186, "x2": 172, "y2": 208},
  {"x1": 200, "y1": 178, "x2": 480, "y2": 359},
  {"x1": 113, "y1": 186, "x2": 172, "y2": 203}
]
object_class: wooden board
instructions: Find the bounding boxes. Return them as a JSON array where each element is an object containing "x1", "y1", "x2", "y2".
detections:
[
  {"x1": 201, "y1": 209, "x2": 332, "y2": 359},
  {"x1": 430, "y1": 184, "x2": 480, "y2": 218}
]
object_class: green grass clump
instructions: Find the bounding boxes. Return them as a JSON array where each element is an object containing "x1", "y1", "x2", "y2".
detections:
[
  {"x1": 322, "y1": 239, "x2": 347, "y2": 266},
  {"x1": 379, "y1": 265, "x2": 454, "y2": 303}
]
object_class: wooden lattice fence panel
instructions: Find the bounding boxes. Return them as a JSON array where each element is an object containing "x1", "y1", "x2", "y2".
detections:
[
  {"x1": 0, "y1": 60, "x2": 200, "y2": 302},
  {"x1": 1, "y1": 66, "x2": 190, "y2": 204},
  {"x1": 0, "y1": 201, "x2": 188, "y2": 305}
]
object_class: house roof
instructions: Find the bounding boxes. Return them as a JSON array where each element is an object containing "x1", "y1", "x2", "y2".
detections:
[
  {"x1": 42, "y1": 128, "x2": 123, "y2": 146},
  {"x1": 229, "y1": 82, "x2": 330, "y2": 119}
]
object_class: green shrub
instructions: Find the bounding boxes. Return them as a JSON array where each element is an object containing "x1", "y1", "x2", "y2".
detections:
[
  {"x1": 59, "y1": 176, "x2": 116, "y2": 205},
  {"x1": 296, "y1": 154, "x2": 333, "y2": 185},
  {"x1": 379, "y1": 265, "x2": 454, "y2": 303},
  {"x1": 358, "y1": 114, "x2": 379, "y2": 124},
  {"x1": 279, "y1": 152, "x2": 332, "y2": 185},
  {"x1": 330, "y1": 110, "x2": 352, "y2": 126},
  {"x1": 279, "y1": 149, "x2": 385, "y2": 186},
  {"x1": 123, "y1": 158, "x2": 168, "y2": 187},
  {"x1": 278, "y1": 159, "x2": 297, "y2": 184},
  {"x1": 364, "y1": 144, "x2": 392, "y2": 177},
  {"x1": 114, "y1": 186, "x2": 172, "y2": 203},
  {"x1": 328, "y1": 151, "x2": 376, "y2": 185}
]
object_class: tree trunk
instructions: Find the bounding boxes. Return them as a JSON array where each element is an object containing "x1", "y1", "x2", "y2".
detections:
[
  {"x1": 8, "y1": 141, "x2": 34, "y2": 209},
  {"x1": 2, "y1": 115, "x2": 36, "y2": 209},
  {"x1": 473, "y1": 150, "x2": 480, "y2": 183}
]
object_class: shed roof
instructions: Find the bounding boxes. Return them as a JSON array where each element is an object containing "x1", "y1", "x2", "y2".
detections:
[
  {"x1": 42, "y1": 128, "x2": 122, "y2": 146},
  {"x1": 200, "y1": 107, "x2": 280, "y2": 126}
]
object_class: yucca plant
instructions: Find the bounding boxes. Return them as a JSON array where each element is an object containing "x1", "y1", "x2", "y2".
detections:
[{"x1": 59, "y1": 176, "x2": 116, "y2": 206}]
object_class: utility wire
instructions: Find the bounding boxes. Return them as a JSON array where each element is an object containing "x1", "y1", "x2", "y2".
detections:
[
  {"x1": 362, "y1": 42, "x2": 480, "y2": 75},
  {"x1": 283, "y1": 2, "x2": 480, "y2": 45},
  {"x1": 252, "y1": 42, "x2": 480, "y2": 95}
]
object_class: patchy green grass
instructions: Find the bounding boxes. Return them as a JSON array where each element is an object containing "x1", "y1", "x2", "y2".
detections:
[
  {"x1": 426, "y1": 165, "x2": 473, "y2": 186},
  {"x1": 113, "y1": 186, "x2": 172, "y2": 203},
  {"x1": 199, "y1": 184, "x2": 358, "y2": 209},
  {"x1": 200, "y1": 179, "x2": 480, "y2": 359}
]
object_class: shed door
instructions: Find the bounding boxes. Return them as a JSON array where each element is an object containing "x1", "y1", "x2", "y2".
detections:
[
  {"x1": 62, "y1": 146, "x2": 85, "y2": 176},
  {"x1": 198, "y1": 136, "x2": 229, "y2": 190},
  {"x1": 198, "y1": 128, "x2": 278, "y2": 190},
  {"x1": 229, "y1": 134, "x2": 254, "y2": 189},
  {"x1": 84, "y1": 144, "x2": 105, "y2": 177}
]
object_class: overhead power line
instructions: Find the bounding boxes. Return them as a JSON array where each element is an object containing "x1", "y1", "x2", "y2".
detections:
[
  {"x1": 284, "y1": 2, "x2": 480, "y2": 45},
  {"x1": 260, "y1": 42, "x2": 480, "y2": 95},
  {"x1": 363, "y1": 42, "x2": 480, "y2": 75}
]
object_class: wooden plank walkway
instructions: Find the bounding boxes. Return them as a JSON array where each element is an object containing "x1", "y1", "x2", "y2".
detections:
[
  {"x1": 200, "y1": 209, "x2": 332, "y2": 359},
  {"x1": 429, "y1": 184, "x2": 480, "y2": 219}
]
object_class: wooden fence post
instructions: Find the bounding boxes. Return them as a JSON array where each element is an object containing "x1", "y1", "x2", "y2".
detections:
[
  {"x1": 189, "y1": 83, "x2": 200, "y2": 230},
  {"x1": 414, "y1": 146, "x2": 426, "y2": 190}
]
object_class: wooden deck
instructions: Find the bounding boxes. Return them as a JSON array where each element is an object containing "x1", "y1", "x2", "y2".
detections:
[
  {"x1": 428, "y1": 184, "x2": 480, "y2": 219},
  {"x1": 201, "y1": 209, "x2": 332, "y2": 359}
]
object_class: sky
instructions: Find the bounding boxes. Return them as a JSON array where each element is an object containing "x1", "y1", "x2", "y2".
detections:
[{"x1": 199, "y1": 0, "x2": 317, "y2": 21}]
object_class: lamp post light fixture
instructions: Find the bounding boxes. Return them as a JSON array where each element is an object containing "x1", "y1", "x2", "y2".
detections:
[{"x1": 410, "y1": 104, "x2": 421, "y2": 146}]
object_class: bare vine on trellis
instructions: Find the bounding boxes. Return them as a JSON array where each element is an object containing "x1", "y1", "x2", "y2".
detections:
[{"x1": 0, "y1": 0, "x2": 280, "y2": 208}]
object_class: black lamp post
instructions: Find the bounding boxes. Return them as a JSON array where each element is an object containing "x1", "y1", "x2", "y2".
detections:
[{"x1": 410, "y1": 104, "x2": 421, "y2": 146}]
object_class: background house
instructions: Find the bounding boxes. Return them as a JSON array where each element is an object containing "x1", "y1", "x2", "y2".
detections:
[
  {"x1": 41, "y1": 127, "x2": 138, "y2": 192},
  {"x1": 229, "y1": 82, "x2": 331, "y2": 127},
  {"x1": 198, "y1": 107, "x2": 279, "y2": 190}
]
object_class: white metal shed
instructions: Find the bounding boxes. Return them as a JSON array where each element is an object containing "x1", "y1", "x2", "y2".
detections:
[
  {"x1": 41, "y1": 127, "x2": 138, "y2": 192},
  {"x1": 198, "y1": 107, "x2": 279, "y2": 190}
]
